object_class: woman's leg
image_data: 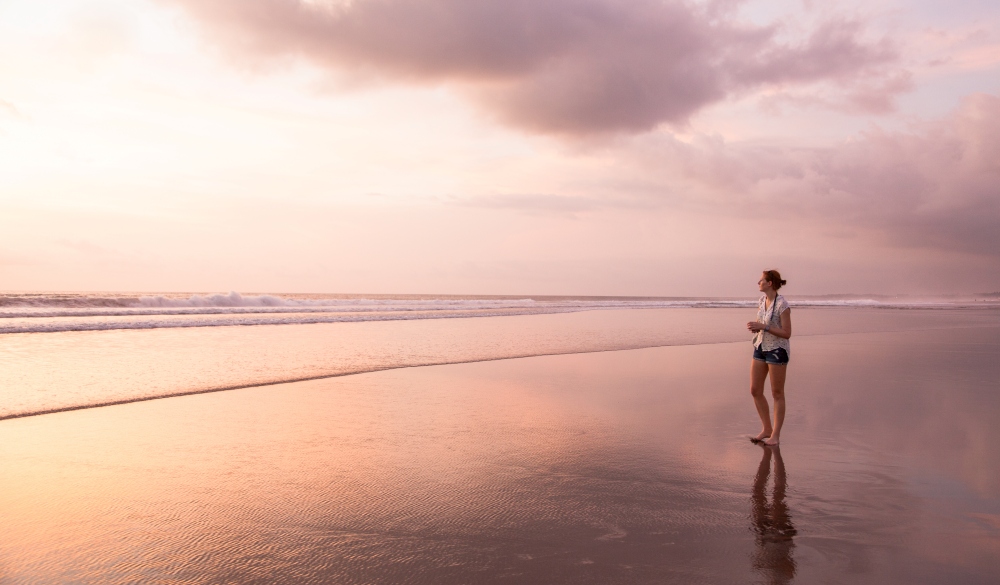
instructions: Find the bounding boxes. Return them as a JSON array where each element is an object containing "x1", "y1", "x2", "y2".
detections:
[
  {"x1": 764, "y1": 364, "x2": 787, "y2": 446},
  {"x1": 750, "y1": 359, "x2": 772, "y2": 441}
]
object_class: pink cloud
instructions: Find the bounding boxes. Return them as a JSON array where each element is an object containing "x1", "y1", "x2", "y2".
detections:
[
  {"x1": 0, "y1": 98, "x2": 23, "y2": 119},
  {"x1": 164, "y1": 0, "x2": 905, "y2": 134},
  {"x1": 626, "y1": 93, "x2": 1000, "y2": 256},
  {"x1": 811, "y1": 93, "x2": 1000, "y2": 255}
]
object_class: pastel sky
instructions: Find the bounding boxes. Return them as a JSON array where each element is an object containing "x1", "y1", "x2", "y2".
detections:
[{"x1": 1, "y1": 0, "x2": 998, "y2": 296}]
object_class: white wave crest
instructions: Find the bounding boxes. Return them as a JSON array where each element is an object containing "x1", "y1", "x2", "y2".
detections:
[
  {"x1": 138, "y1": 291, "x2": 294, "y2": 308},
  {"x1": 0, "y1": 292, "x2": 995, "y2": 335}
]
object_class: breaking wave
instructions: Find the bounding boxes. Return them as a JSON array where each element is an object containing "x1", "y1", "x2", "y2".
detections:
[{"x1": 0, "y1": 291, "x2": 994, "y2": 335}]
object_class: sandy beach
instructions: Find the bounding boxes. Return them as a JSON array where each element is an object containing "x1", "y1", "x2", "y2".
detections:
[
  {"x1": 2, "y1": 320, "x2": 998, "y2": 584},
  {"x1": 6, "y1": 0, "x2": 1000, "y2": 580}
]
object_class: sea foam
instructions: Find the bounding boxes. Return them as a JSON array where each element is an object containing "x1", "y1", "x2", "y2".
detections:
[{"x1": 0, "y1": 292, "x2": 994, "y2": 335}]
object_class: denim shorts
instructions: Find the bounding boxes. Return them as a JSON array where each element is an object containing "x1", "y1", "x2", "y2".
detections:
[{"x1": 753, "y1": 345, "x2": 789, "y2": 365}]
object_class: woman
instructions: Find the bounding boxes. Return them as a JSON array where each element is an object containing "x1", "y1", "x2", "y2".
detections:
[{"x1": 747, "y1": 270, "x2": 791, "y2": 446}]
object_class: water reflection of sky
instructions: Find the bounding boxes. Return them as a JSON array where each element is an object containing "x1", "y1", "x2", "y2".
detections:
[{"x1": 0, "y1": 323, "x2": 996, "y2": 583}]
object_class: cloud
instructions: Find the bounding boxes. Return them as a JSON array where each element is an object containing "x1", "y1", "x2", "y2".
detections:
[
  {"x1": 453, "y1": 191, "x2": 666, "y2": 217},
  {"x1": 58, "y1": 238, "x2": 113, "y2": 255},
  {"x1": 811, "y1": 93, "x2": 1000, "y2": 255},
  {"x1": 629, "y1": 93, "x2": 1000, "y2": 256},
  {"x1": 0, "y1": 99, "x2": 24, "y2": 119},
  {"x1": 455, "y1": 193, "x2": 600, "y2": 216},
  {"x1": 164, "y1": 0, "x2": 904, "y2": 134}
]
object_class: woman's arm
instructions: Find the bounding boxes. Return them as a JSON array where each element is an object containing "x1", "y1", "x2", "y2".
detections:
[{"x1": 747, "y1": 309, "x2": 792, "y2": 339}]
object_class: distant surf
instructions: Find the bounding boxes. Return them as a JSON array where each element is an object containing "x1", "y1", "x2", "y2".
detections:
[
  {"x1": 0, "y1": 292, "x2": 995, "y2": 335},
  {"x1": 3, "y1": 301, "x2": 999, "y2": 421}
]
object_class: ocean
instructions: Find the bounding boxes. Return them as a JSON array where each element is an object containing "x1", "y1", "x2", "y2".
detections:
[
  {"x1": 0, "y1": 294, "x2": 1000, "y2": 585},
  {"x1": 2, "y1": 292, "x2": 998, "y2": 420},
  {"x1": 1, "y1": 293, "x2": 999, "y2": 583}
]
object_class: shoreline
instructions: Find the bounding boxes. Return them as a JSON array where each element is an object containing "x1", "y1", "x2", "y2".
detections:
[
  {"x1": 0, "y1": 325, "x2": 998, "y2": 583},
  {"x1": 6, "y1": 316, "x2": 1000, "y2": 423}
]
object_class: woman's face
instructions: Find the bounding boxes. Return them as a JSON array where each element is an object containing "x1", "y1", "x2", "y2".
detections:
[{"x1": 758, "y1": 274, "x2": 773, "y2": 292}]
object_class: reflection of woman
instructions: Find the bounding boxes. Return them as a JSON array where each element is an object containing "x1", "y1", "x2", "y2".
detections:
[
  {"x1": 751, "y1": 446, "x2": 796, "y2": 584},
  {"x1": 747, "y1": 270, "x2": 792, "y2": 446}
]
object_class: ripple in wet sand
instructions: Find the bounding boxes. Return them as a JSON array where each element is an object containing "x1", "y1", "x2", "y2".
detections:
[{"x1": 0, "y1": 327, "x2": 998, "y2": 583}]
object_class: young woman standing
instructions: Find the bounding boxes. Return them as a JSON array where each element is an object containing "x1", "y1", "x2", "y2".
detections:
[{"x1": 747, "y1": 270, "x2": 792, "y2": 446}]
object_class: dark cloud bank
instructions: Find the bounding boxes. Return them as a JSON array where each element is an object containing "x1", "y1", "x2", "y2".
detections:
[
  {"x1": 813, "y1": 94, "x2": 1000, "y2": 257},
  {"x1": 635, "y1": 93, "x2": 1000, "y2": 257},
  {"x1": 455, "y1": 95, "x2": 1000, "y2": 258},
  {"x1": 166, "y1": 0, "x2": 902, "y2": 134},
  {"x1": 165, "y1": 0, "x2": 996, "y2": 258}
]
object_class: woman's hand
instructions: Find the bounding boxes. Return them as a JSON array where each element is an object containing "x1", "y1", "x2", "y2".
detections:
[
  {"x1": 747, "y1": 310, "x2": 791, "y2": 338},
  {"x1": 748, "y1": 311, "x2": 792, "y2": 338}
]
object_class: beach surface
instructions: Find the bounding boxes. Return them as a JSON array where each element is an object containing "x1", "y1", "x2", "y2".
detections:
[{"x1": 1, "y1": 309, "x2": 999, "y2": 583}]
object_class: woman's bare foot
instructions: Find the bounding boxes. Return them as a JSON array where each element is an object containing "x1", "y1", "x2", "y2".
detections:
[
  {"x1": 752, "y1": 430, "x2": 772, "y2": 443},
  {"x1": 763, "y1": 436, "x2": 780, "y2": 446}
]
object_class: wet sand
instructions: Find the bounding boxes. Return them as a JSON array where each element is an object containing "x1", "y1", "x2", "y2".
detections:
[
  {"x1": 1, "y1": 326, "x2": 999, "y2": 584},
  {"x1": 4, "y1": 307, "x2": 993, "y2": 419}
]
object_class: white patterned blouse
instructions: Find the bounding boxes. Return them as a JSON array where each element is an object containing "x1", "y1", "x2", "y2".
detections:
[{"x1": 753, "y1": 294, "x2": 790, "y2": 353}]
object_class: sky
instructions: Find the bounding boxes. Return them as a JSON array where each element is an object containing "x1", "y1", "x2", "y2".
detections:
[{"x1": 0, "y1": 0, "x2": 998, "y2": 296}]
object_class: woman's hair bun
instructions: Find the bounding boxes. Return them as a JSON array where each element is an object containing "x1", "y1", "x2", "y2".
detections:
[{"x1": 764, "y1": 270, "x2": 787, "y2": 290}]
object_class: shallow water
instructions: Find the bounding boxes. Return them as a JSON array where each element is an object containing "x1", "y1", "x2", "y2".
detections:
[
  {"x1": 0, "y1": 317, "x2": 997, "y2": 584},
  {"x1": 2, "y1": 307, "x2": 996, "y2": 419}
]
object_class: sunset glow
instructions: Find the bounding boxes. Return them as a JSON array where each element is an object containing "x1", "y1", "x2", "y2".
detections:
[{"x1": 1, "y1": 0, "x2": 998, "y2": 295}]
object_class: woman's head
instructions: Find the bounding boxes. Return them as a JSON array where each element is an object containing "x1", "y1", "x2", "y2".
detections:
[{"x1": 760, "y1": 270, "x2": 787, "y2": 291}]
